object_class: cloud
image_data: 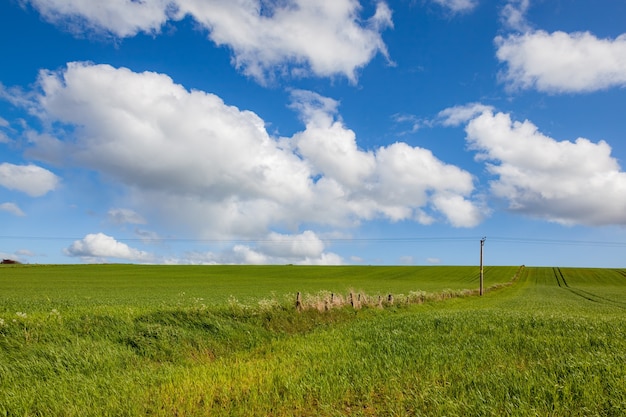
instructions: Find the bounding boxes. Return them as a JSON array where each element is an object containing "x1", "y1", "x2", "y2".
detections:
[
  {"x1": 399, "y1": 255, "x2": 414, "y2": 265},
  {"x1": 430, "y1": 0, "x2": 478, "y2": 14},
  {"x1": 24, "y1": 0, "x2": 175, "y2": 37},
  {"x1": 371, "y1": 142, "x2": 481, "y2": 225},
  {"x1": 15, "y1": 249, "x2": 36, "y2": 257},
  {"x1": 437, "y1": 102, "x2": 493, "y2": 127},
  {"x1": 63, "y1": 231, "x2": 340, "y2": 265},
  {"x1": 496, "y1": 30, "x2": 626, "y2": 93},
  {"x1": 349, "y1": 255, "x2": 365, "y2": 263},
  {"x1": 134, "y1": 228, "x2": 162, "y2": 244},
  {"x1": 22, "y1": 63, "x2": 482, "y2": 244},
  {"x1": 234, "y1": 230, "x2": 344, "y2": 265},
  {"x1": 500, "y1": 0, "x2": 530, "y2": 32},
  {"x1": 391, "y1": 113, "x2": 421, "y2": 134},
  {"x1": 107, "y1": 208, "x2": 146, "y2": 225},
  {"x1": 0, "y1": 252, "x2": 19, "y2": 263},
  {"x1": 0, "y1": 163, "x2": 59, "y2": 197},
  {"x1": 0, "y1": 202, "x2": 26, "y2": 217},
  {"x1": 458, "y1": 107, "x2": 626, "y2": 226},
  {"x1": 64, "y1": 233, "x2": 154, "y2": 262},
  {"x1": 290, "y1": 90, "x2": 376, "y2": 188},
  {"x1": 0, "y1": 249, "x2": 36, "y2": 264},
  {"x1": 31, "y1": 62, "x2": 314, "y2": 237},
  {"x1": 180, "y1": 0, "x2": 393, "y2": 83},
  {"x1": 290, "y1": 89, "x2": 483, "y2": 227},
  {"x1": 260, "y1": 230, "x2": 326, "y2": 258},
  {"x1": 22, "y1": 0, "x2": 392, "y2": 83},
  {"x1": 431, "y1": 192, "x2": 484, "y2": 228},
  {"x1": 173, "y1": 231, "x2": 343, "y2": 265},
  {"x1": 0, "y1": 117, "x2": 10, "y2": 143}
]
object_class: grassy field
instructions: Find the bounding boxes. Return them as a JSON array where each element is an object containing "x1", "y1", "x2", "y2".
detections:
[
  {"x1": 0, "y1": 264, "x2": 624, "y2": 416},
  {"x1": 0, "y1": 264, "x2": 516, "y2": 314}
]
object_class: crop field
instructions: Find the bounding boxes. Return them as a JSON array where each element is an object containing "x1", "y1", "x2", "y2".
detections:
[
  {"x1": 0, "y1": 264, "x2": 625, "y2": 416},
  {"x1": 0, "y1": 264, "x2": 515, "y2": 310}
]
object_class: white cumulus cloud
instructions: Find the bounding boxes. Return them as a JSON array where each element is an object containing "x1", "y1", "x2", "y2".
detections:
[
  {"x1": 0, "y1": 163, "x2": 59, "y2": 197},
  {"x1": 258, "y1": 230, "x2": 326, "y2": 259},
  {"x1": 23, "y1": 63, "x2": 482, "y2": 244},
  {"x1": 290, "y1": 89, "x2": 483, "y2": 227},
  {"x1": 172, "y1": 231, "x2": 343, "y2": 265},
  {"x1": 65, "y1": 233, "x2": 154, "y2": 262},
  {"x1": 178, "y1": 0, "x2": 393, "y2": 83},
  {"x1": 458, "y1": 107, "x2": 626, "y2": 225},
  {"x1": 22, "y1": 0, "x2": 392, "y2": 83},
  {"x1": 496, "y1": 30, "x2": 626, "y2": 93},
  {"x1": 24, "y1": 0, "x2": 175, "y2": 37},
  {"x1": 235, "y1": 230, "x2": 344, "y2": 265}
]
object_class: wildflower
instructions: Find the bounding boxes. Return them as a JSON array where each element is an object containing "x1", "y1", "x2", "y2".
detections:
[
  {"x1": 16, "y1": 312, "x2": 27, "y2": 319},
  {"x1": 258, "y1": 298, "x2": 280, "y2": 311},
  {"x1": 0, "y1": 318, "x2": 5, "y2": 327}
]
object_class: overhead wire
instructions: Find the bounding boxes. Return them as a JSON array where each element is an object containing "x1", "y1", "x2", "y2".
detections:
[{"x1": 0, "y1": 235, "x2": 625, "y2": 247}]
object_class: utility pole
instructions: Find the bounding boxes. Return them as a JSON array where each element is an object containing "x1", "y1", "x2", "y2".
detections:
[{"x1": 480, "y1": 237, "x2": 486, "y2": 296}]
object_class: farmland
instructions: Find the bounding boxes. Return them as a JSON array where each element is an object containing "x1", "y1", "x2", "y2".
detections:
[{"x1": 0, "y1": 264, "x2": 625, "y2": 416}]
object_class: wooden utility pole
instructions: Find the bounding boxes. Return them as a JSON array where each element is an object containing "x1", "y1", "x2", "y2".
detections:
[{"x1": 480, "y1": 237, "x2": 486, "y2": 296}]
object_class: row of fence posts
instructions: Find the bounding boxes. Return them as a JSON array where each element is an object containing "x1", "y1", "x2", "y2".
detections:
[
  {"x1": 295, "y1": 291, "x2": 394, "y2": 312},
  {"x1": 293, "y1": 265, "x2": 525, "y2": 312}
]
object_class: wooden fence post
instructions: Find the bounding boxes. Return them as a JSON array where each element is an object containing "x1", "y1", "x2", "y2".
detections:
[{"x1": 295, "y1": 292, "x2": 302, "y2": 311}]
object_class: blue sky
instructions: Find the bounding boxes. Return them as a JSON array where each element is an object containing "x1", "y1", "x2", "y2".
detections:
[{"x1": 1, "y1": 0, "x2": 626, "y2": 266}]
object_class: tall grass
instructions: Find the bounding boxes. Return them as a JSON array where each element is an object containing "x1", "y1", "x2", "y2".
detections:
[{"x1": 0, "y1": 265, "x2": 624, "y2": 416}]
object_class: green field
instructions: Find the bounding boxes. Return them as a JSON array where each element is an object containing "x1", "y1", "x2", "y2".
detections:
[
  {"x1": 1, "y1": 264, "x2": 624, "y2": 416},
  {"x1": 0, "y1": 264, "x2": 515, "y2": 310}
]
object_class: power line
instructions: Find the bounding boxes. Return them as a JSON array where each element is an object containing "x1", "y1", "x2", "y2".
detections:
[
  {"x1": 488, "y1": 236, "x2": 626, "y2": 248},
  {"x1": 0, "y1": 235, "x2": 625, "y2": 247},
  {"x1": 0, "y1": 235, "x2": 478, "y2": 243}
]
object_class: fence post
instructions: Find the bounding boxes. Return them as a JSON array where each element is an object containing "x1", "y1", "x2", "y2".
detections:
[
  {"x1": 295, "y1": 292, "x2": 302, "y2": 311},
  {"x1": 480, "y1": 237, "x2": 486, "y2": 296}
]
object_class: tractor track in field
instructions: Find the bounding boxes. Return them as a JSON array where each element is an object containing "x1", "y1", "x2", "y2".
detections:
[
  {"x1": 615, "y1": 269, "x2": 626, "y2": 279},
  {"x1": 553, "y1": 267, "x2": 626, "y2": 309}
]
